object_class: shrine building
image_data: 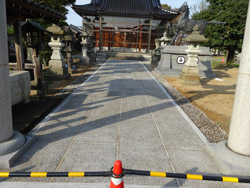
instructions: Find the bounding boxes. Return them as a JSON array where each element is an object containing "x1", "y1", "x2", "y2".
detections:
[{"x1": 72, "y1": 0, "x2": 178, "y2": 53}]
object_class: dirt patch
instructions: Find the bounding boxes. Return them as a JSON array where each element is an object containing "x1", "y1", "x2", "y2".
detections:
[
  {"x1": 165, "y1": 67, "x2": 238, "y2": 133},
  {"x1": 165, "y1": 67, "x2": 238, "y2": 134}
]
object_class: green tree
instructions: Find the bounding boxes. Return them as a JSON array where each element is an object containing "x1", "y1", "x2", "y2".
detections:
[
  {"x1": 34, "y1": 0, "x2": 76, "y2": 14},
  {"x1": 33, "y1": 0, "x2": 76, "y2": 27},
  {"x1": 192, "y1": 0, "x2": 249, "y2": 62}
]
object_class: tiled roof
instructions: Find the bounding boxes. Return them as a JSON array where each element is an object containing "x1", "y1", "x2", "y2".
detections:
[{"x1": 73, "y1": 0, "x2": 178, "y2": 20}]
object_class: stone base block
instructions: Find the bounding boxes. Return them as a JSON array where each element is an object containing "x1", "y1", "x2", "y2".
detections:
[
  {"x1": 179, "y1": 66, "x2": 200, "y2": 84},
  {"x1": 9, "y1": 71, "x2": 31, "y2": 106},
  {"x1": 45, "y1": 63, "x2": 69, "y2": 81},
  {"x1": 87, "y1": 51, "x2": 97, "y2": 63},
  {"x1": 0, "y1": 132, "x2": 25, "y2": 156},
  {"x1": 49, "y1": 60, "x2": 68, "y2": 76},
  {"x1": 206, "y1": 141, "x2": 250, "y2": 176},
  {"x1": 80, "y1": 56, "x2": 90, "y2": 64},
  {"x1": 182, "y1": 66, "x2": 199, "y2": 74},
  {"x1": 179, "y1": 73, "x2": 200, "y2": 84},
  {"x1": 0, "y1": 133, "x2": 34, "y2": 169}
]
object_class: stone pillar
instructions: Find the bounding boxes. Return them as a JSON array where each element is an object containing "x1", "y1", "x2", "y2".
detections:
[
  {"x1": 63, "y1": 35, "x2": 73, "y2": 74},
  {"x1": 0, "y1": 0, "x2": 25, "y2": 157},
  {"x1": 47, "y1": 24, "x2": 68, "y2": 76},
  {"x1": 227, "y1": 2, "x2": 250, "y2": 156},
  {"x1": 0, "y1": 1, "x2": 13, "y2": 143}
]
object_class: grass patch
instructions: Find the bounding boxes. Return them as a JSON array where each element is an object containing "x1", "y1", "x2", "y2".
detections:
[{"x1": 212, "y1": 56, "x2": 239, "y2": 68}]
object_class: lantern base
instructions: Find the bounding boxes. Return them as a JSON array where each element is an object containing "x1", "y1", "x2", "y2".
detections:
[{"x1": 179, "y1": 66, "x2": 200, "y2": 85}]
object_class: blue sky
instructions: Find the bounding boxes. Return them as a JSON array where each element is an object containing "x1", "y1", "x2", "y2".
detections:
[{"x1": 66, "y1": 0, "x2": 201, "y2": 26}]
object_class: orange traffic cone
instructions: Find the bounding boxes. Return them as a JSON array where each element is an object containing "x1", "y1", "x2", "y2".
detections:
[
  {"x1": 110, "y1": 160, "x2": 124, "y2": 188},
  {"x1": 221, "y1": 57, "x2": 225, "y2": 63}
]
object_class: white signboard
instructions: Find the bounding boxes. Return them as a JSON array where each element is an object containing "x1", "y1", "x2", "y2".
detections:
[{"x1": 177, "y1": 56, "x2": 185, "y2": 64}]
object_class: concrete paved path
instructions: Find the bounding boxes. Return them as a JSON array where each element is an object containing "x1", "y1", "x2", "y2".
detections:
[{"x1": 0, "y1": 60, "x2": 248, "y2": 187}]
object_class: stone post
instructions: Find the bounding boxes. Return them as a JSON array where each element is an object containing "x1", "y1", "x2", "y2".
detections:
[
  {"x1": 47, "y1": 24, "x2": 68, "y2": 76},
  {"x1": 14, "y1": 18, "x2": 25, "y2": 71},
  {"x1": 227, "y1": 2, "x2": 250, "y2": 155},
  {"x1": 63, "y1": 35, "x2": 73, "y2": 74},
  {"x1": 0, "y1": 0, "x2": 25, "y2": 158}
]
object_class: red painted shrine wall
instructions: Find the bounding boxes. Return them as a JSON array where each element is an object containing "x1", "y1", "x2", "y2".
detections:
[{"x1": 93, "y1": 27, "x2": 157, "y2": 50}]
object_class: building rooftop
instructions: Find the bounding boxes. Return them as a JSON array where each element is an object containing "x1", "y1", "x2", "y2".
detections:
[{"x1": 73, "y1": 0, "x2": 178, "y2": 20}]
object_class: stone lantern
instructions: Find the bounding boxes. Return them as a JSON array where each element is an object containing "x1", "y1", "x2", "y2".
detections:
[
  {"x1": 179, "y1": 25, "x2": 208, "y2": 84},
  {"x1": 80, "y1": 31, "x2": 89, "y2": 64},
  {"x1": 158, "y1": 31, "x2": 172, "y2": 47},
  {"x1": 47, "y1": 24, "x2": 68, "y2": 77},
  {"x1": 63, "y1": 35, "x2": 73, "y2": 74},
  {"x1": 151, "y1": 30, "x2": 172, "y2": 67}
]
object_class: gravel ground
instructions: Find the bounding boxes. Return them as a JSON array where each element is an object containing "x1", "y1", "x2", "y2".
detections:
[{"x1": 146, "y1": 64, "x2": 228, "y2": 143}]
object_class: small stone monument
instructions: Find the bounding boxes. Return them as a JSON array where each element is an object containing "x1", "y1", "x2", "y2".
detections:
[
  {"x1": 179, "y1": 25, "x2": 208, "y2": 84},
  {"x1": 47, "y1": 24, "x2": 68, "y2": 77}
]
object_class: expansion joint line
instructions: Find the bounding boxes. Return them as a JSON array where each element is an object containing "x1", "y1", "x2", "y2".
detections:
[
  {"x1": 135, "y1": 62, "x2": 178, "y2": 185},
  {"x1": 50, "y1": 95, "x2": 97, "y2": 182},
  {"x1": 116, "y1": 79, "x2": 124, "y2": 160}
]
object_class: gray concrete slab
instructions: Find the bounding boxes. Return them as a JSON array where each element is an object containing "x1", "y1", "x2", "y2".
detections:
[
  {"x1": 75, "y1": 117, "x2": 119, "y2": 143},
  {"x1": 52, "y1": 143, "x2": 116, "y2": 183},
  {"x1": 119, "y1": 118, "x2": 163, "y2": 148},
  {"x1": 0, "y1": 59, "x2": 243, "y2": 188}
]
